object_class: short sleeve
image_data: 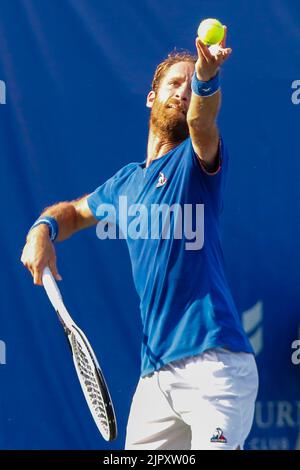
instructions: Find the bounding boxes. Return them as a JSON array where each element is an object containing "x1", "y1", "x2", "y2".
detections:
[
  {"x1": 87, "y1": 175, "x2": 116, "y2": 222},
  {"x1": 190, "y1": 137, "x2": 229, "y2": 214}
]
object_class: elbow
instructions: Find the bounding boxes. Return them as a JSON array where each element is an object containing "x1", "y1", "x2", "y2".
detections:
[
  {"x1": 187, "y1": 118, "x2": 218, "y2": 137},
  {"x1": 187, "y1": 110, "x2": 216, "y2": 131}
]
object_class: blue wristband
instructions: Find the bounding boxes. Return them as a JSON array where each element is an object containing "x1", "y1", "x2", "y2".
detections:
[
  {"x1": 191, "y1": 71, "x2": 220, "y2": 97},
  {"x1": 30, "y1": 216, "x2": 59, "y2": 241}
]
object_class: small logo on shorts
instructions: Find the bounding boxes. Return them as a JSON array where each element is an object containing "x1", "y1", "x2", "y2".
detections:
[
  {"x1": 210, "y1": 427, "x2": 227, "y2": 443},
  {"x1": 156, "y1": 172, "x2": 168, "y2": 188}
]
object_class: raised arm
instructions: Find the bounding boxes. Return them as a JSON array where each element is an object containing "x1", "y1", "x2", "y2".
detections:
[
  {"x1": 187, "y1": 27, "x2": 232, "y2": 171},
  {"x1": 21, "y1": 195, "x2": 96, "y2": 285}
]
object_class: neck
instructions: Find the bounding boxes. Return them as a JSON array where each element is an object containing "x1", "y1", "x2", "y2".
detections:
[{"x1": 146, "y1": 128, "x2": 182, "y2": 168}]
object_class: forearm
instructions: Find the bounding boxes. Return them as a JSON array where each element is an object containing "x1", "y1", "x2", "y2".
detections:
[
  {"x1": 187, "y1": 89, "x2": 221, "y2": 132},
  {"x1": 28, "y1": 198, "x2": 89, "y2": 243},
  {"x1": 187, "y1": 89, "x2": 220, "y2": 169},
  {"x1": 39, "y1": 201, "x2": 78, "y2": 241},
  {"x1": 22, "y1": 195, "x2": 95, "y2": 284},
  {"x1": 187, "y1": 30, "x2": 231, "y2": 167}
]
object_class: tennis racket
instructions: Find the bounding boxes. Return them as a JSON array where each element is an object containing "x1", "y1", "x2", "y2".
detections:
[{"x1": 42, "y1": 266, "x2": 117, "y2": 441}]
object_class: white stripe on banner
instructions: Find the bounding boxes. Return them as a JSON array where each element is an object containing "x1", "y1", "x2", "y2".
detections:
[
  {"x1": 242, "y1": 301, "x2": 263, "y2": 356},
  {"x1": 0, "y1": 80, "x2": 6, "y2": 104}
]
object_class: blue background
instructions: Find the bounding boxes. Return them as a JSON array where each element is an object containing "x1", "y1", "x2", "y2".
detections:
[{"x1": 0, "y1": 0, "x2": 299, "y2": 449}]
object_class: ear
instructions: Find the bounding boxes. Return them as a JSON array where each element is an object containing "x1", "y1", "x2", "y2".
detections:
[{"x1": 146, "y1": 90, "x2": 155, "y2": 108}]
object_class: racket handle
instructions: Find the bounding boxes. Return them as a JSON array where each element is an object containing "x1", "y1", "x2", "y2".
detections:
[
  {"x1": 42, "y1": 266, "x2": 75, "y2": 328},
  {"x1": 42, "y1": 266, "x2": 63, "y2": 310}
]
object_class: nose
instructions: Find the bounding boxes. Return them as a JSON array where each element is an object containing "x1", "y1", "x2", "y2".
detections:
[{"x1": 175, "y1": 81, "x2": 191, "y2": 102}]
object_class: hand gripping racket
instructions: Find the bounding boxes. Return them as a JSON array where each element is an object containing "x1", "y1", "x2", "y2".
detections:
[{"x1": 42, "y1": 266, "x2": 117, "y2": 441}]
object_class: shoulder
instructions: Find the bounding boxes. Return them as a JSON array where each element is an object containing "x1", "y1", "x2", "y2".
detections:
[{"x1": 111, "y1": 162, "x2": 140, "y2": 182}]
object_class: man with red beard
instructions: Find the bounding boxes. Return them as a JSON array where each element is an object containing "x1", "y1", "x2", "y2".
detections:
[{"x1": 21, "y1": 29, "x2": 258, "y2": 449}]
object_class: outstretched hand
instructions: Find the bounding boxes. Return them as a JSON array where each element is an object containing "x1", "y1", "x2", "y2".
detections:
[{"x1": 195, "y1": 26, "x2": 232, "y2": 82}]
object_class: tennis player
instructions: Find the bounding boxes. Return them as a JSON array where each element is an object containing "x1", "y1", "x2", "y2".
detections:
[{"x1": 21, "y1": 28, "x2": 258, "y2": 450}]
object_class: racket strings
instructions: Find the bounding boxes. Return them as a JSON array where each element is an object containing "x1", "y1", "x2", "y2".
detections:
[{"x1": 70, "y1": 333, "x2": 110, "y2": 434}]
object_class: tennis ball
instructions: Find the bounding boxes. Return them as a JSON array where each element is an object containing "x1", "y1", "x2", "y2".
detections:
[{"x1": 197, "y1": 18, "x2": 224, "y2": 46}]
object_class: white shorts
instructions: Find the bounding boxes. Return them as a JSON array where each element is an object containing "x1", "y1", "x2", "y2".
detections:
[{"x1": 125, "y1": 348, "x2": 259, "y2": 450}]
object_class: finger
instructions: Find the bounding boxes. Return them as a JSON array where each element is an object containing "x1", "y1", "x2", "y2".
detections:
[
  {"x1": 220, "y1": 25, "x2": 227, "y2": 49},
  {"x1": 213, "y1": 47, "x2": 231, "y2": 65},
  {"x1": 33, "y1": 267, "x2": 43, "y2": 286},
  {"x1": 195, "y1": 37, "x2": 208, "y2": 62},
  {"x1": 29, "y1": 266, "x2": 35, "y2": 281},
  {"x1": 198, "y1": 39, "x2": 214, "y2": 62},
  {"x1": 23, "y1": 261, "x2": 33, "y2": 277},
  {"x1": 210, "y1": 44, "x2": 232, "y2": 56},
  {"x1": 195, "y1": 37, "x2": 211, "y2": 63},
  {"x1": 209, "y1": 44, "x2": 224, "y2": 59},
  {"x1": 219, "y1": 48, "x2": 232, "y2": 63},
  {"x1": 25, "y1": 262, "x2": 33, "y2": 277},
  {"x1": 20, "y1": 248, "x2": 27, "y2": 265},
  {"x1": 49, "y1": 259, "x2": 62, "y2": 281}
]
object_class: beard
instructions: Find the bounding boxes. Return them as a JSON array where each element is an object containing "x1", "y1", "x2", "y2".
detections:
[{"x1": 149, "y1": 97, "x2": 190, "y2": 142}]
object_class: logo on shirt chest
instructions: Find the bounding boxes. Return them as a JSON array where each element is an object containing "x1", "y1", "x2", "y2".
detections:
[{"x1": 156, "y1": 172, "x2": 168, "y2": 188}]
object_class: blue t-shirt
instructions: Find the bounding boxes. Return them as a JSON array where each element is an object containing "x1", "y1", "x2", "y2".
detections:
[{"x1": 87, "y1": 137, "x2": 253, "y2": 377}]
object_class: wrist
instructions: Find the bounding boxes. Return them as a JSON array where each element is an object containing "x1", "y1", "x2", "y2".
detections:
[
  {"x1": 195, "y1": 70, "x2": 218, "y2": 81},
  {"x1": 191, "y1": 70, "x2": 220, "y2": 97},
  {"x1": 29, "y1": 216, "x2": 59, "y2": 241},
  {"x1": 27, "y1": 223, "x2": 50, "y2": 241}
]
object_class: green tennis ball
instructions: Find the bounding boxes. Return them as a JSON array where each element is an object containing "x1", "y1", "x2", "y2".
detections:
[{"x1": 197, "y1": 18, "x2": 224, "y2": 46}]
